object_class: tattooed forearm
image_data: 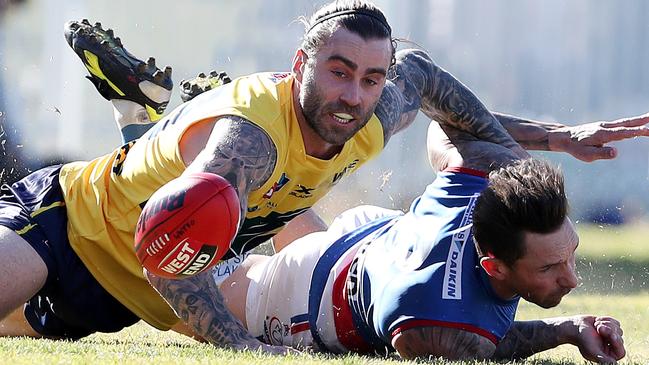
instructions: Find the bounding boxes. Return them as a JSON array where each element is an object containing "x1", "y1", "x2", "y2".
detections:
[
  {"x1": 493, "y1": 112, "x2": 566, "y2": 151},
  {"x1": 493, "y1": 320, "x2": 563, "y2": 360},
  {"x1": 392, "y1": 326, "x2": 495, "y2": 360},
  {"x1": 147, "y1": 270, "x2": 258, "y2": 348}
]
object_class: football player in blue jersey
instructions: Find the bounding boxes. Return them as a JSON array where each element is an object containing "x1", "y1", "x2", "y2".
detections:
[{"x1": 214, "y1": 122, "x2": 624, "y2": 363}]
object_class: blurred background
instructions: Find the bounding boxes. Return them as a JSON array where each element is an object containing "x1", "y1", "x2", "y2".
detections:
[{"x1": 1, "y1": 0, "x2": 649, "y2": 224}]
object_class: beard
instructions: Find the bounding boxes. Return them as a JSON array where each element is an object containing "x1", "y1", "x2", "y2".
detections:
[{"x1": 300, "y1": 72, "x2": 377, "y2": 146}]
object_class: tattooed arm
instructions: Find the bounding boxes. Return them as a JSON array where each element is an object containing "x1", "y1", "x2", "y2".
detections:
[
  {"x1": 391, "y1": 316, "x2": 625, "y2": 362},
  {"x1": 375, "y1": 49, "x2": 525, "y2": 157},
  {"x1": 494, "y1": 112, "x2": 649, "y2": 161},
  {"x1": 378, "y1": 48, "x2": 649, "y2": 161},
  {"x1": 494, "y1": 316, "x2": 625, "y2": 363},
  {"x1": 146, "y1": 116, "x2": 286, "y2": 352},
  {"x1": 392, "y1": 326, "x2": 495, "y2": 360}
]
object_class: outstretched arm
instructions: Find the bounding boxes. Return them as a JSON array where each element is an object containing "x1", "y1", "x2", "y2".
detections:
[
  {"x1": 494, "y1": 316, "x2": 625, "y2": 363},
  {"x1": 390, "y1": 316, "x2": 624, "y2": 363},
  {"x1": 494, "y1": 112, "x2": 649, "y2": 162},
  {"x1": 145, "y1": 116, "x2": 286, "y2": 352},
  {"x1": 375, "y1": 48, "x2": 649, "y2": 162}
]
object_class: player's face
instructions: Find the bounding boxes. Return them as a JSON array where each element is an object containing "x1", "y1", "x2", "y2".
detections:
[
  {"x1": 506, "y1": 218, "x2": 579, "y2": 308},
  {"x1": 297, "y1": 27, "x2": 392, "y2": 148}
]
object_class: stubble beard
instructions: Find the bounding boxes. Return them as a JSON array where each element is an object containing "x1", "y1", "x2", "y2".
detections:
[{"x1": 300, "y1": 74, "x2": 376, "y2": 146}]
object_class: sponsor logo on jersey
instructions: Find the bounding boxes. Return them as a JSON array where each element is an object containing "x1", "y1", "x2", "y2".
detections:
[
  {"x1": 263, "y1": 173, "x2": 290, "y2": 199},
  {"x1": 442, "y1": 193, "x2": 479, "y2": 300},
  {"x1": 332, "y1": 159, "x2": 359, "y2": 185},
  {"x1": 211, "y1": 252, "x2": 251, "y2": 285},
  {"x1": 265, "y1": 201, "x2": 278, "y2": 209},
  {"x1": 289, "y1": 184, "x2": 315, "y2": 198}
]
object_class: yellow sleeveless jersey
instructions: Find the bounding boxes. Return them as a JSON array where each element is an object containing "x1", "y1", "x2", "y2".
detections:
[{"x1": 58, "y1": 72, "x2": 384, "y2": 330}]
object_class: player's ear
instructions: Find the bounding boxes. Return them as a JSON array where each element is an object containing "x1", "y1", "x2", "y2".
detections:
[
  {"x1": 480, "y1": 255, "x2": 508, "y2": 280},
  {"x1": 292, "y1": 49, "x2": 308, "y2": 82}
]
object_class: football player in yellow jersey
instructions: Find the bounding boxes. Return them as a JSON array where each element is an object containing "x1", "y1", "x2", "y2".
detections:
[{"x1": 0, "y1": 0, "x2": 649, "y2": 355}]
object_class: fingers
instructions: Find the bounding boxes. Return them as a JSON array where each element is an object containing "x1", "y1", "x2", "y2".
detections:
[
  {"x1": 573, "y1": 146, "x2": 617, "y2": 162},
  {"x1": 594, "y1": 126, "x2": 649, "y2": 144},
  {"x1": 602, "y1": 113, "x2": 649, "y2": 128},
  {"x1": 595, "y1": 317, "x2": 626, "y2": 361}
]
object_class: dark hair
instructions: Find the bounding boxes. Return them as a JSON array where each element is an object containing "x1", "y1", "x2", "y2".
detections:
[
  {"x1": 299, "y1": 0, "x2": 396, "y2": 65},
  {"x1": 472, "y1": 159, "x2": 568, "y2": 266}
]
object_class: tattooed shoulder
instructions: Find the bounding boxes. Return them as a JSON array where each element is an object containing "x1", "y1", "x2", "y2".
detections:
[
  {"x1": 196, "y1": 116, "x2": 278, "y2": 195},
  {"x1": 376, "y1": 49, "x2": 440, "y2": 144}
]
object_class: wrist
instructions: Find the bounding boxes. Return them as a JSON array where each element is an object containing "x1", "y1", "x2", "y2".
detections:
[
  {"x1": 547, "y1": 128, "x2": 570, "y2": 153},
  {"x1": 554, "y1": 316, "x2": 580, "y2": 346}
]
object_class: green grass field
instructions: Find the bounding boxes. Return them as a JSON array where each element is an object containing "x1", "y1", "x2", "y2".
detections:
[{"x1": 1, "y1": 223, "x2": 648, "y2": 364}]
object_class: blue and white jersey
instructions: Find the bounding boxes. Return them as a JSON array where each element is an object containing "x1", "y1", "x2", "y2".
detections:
[{"x1": 347, "y1": 169, "x2": 519, "y2": 350}]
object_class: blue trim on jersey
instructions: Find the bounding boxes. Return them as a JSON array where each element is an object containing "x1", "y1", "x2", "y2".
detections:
[
  {"x1": 290, "y1": 314, "x2": 309, "y2": 324},
  {"x1": 307, "y1": 216, "x2": 395, "y2": 352}
]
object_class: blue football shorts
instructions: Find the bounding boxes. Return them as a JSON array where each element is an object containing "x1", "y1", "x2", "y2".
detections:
[{"x1": 0, "y1": 165, "x2": 139, "y2": 339}]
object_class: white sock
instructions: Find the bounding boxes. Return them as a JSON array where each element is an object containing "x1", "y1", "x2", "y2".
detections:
[
  {"x1": 111, "y1": 80, "x2": 172, "y2": 128},
  {"x1": 112, "y1": 99, "x2": 150, "y2": 127}
]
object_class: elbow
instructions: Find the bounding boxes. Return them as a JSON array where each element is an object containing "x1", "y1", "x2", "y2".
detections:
[{"x1": 392, "y1": 327, "x2": 496, "y2": 361}]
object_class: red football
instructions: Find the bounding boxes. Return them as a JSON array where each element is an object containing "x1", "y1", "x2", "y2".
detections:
[{"x1": 134, "y1": 172, "x2": 240, "y2": 279}]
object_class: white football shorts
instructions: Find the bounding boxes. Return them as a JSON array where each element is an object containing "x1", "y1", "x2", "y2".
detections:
[{"x1": 244, "y1": 205, "x2": 402, "y2": 349}]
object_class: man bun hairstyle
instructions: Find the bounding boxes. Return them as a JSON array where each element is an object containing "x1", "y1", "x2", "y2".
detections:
[
  {"x1": 299, "y1": 0, "x2": 395, "y2": 65},
  {"x1": 472, "y1": 159, "x2": 568, "y2": 266}
]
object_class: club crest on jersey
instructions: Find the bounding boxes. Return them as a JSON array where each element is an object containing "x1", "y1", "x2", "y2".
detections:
[
  {"x1": 263, "y1": 173, "x2": 290, "y2": 199},
  {"x1": 263, "y1": 316, "x2": 289, "y2": 345},
  {"x1": 268, "y1": 72, "x2": 290, "y2": 83}
]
